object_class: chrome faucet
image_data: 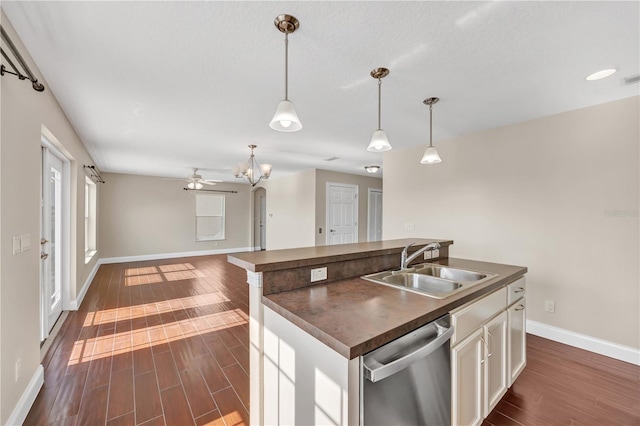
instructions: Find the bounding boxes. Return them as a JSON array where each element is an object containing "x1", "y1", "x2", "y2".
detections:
[{"x1": 400, "y1": 242, "x2": 441, "y2": 270}]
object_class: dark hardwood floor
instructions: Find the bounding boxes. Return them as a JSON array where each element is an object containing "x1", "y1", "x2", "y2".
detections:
[{"x1": 26, "y1": 254, "x2": 639, "y2": 425}]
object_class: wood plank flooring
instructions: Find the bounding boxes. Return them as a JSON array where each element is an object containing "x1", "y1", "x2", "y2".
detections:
[
  {"x1": 484, "y1": 334, "x2": 640, "y2": 426},
  {"x1": 26, "y1": 254, "x2": 639, "y2": 425},
  {"x1": 26, "y1": 255, "x2": 249, "y2": 426}
]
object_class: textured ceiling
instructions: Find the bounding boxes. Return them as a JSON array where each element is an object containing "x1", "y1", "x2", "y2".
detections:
[{"x1": 3, "y1": 1, "x2": 639, "y2": 182}]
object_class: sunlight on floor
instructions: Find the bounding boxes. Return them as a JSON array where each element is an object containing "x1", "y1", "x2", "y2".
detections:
[
  {"x1": 69, "y1": 307, "x2": 248, "y2": 366},
  {"x1": 82, "y1": 293, "x2": 232, "y2": 327},
  {"x1": 124, "y1": 263, "x2": 205, "y2": 286}
]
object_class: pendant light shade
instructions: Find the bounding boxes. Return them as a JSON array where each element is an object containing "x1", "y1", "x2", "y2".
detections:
[
  {"x1": 367, "y1": 68, "x2": 392, "y2": 152},
  {"x1": 420, "y1": 97, "x2": 442, "y2": 165},
  {"x1": 270, "y1": 100, "x2": 302, "y2": 132},
  {"x1": 270, "y1": 15, "x2": 302, "y2": 132},
  {"x1": 187, "y1": 181, "x2": 204, "y2": 190},
  {"x1": 368, "y1": 129, "x2": 392, "y2": 152},
  {"x1": 421, "y1": 147, "x2": 442, "y2": 164}
]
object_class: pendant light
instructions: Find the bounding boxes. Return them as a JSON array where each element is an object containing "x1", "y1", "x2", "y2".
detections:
[
  {"x1": 367, "y1": 68, "x2": 392, "y2": 152},
  {"x1": 270, "y1": 15, "x2": 302, "y2": 132},
  {"x1": 234, "y1": 145, "x2": 272, "y2": 187},
  {"x1": 420, "y1": 97, "x2": 442, "y2": 164}
]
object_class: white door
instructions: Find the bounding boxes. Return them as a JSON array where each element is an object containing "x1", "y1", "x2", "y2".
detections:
[
  {"x1": 41, "y1": 147, "x2": 64, "y2": 338},
  {"x1": 326, "y1": 183, "x2": 358, "y2": 245},
  {"x1": 368, "y1": 189, "x2": 383, "y2": 242},
  {"x1": 260, "y1": 194, "x2": 266, "y2": 250}
]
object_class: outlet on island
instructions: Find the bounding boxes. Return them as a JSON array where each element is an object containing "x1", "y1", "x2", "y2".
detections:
[{"x1": 311, "y1": 267, "x2": 328, "y2": 282}]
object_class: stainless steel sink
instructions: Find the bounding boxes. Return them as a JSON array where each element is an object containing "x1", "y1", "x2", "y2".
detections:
[
  {"x1": 413, "y1": 265, "x2": 489, "y2": 282},
  {"x1": 362, "y1": 264, "x2": 498, "y2": 299}
]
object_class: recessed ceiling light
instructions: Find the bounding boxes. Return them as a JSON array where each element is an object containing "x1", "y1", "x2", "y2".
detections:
[{"x1": 586, "y1": 68, "x2": 617, "y2": 81}]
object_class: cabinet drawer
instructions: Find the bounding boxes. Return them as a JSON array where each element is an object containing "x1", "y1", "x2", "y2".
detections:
[
  {"x1": 451, "y1": 287, "x2": 507, "y2": 346},
  {"x1": 507, "y1": 277, "x2": 526, "y2": 306}
]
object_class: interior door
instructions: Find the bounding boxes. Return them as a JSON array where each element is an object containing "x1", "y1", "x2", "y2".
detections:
[
  {"x1": 326, "y1": 183, "x2": 358, "y2": 245},
  {"x1": 41, "y1": 146, "x2": 64, "y2": 338},
  {"x1": 368, "y1": 189, "x2": 383, "y2": 242},
  {"x1": 259, "y1": 194, "x2": 266, "y2": 250}
]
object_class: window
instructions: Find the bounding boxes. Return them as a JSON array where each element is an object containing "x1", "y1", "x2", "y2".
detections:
[
  {"x1": 196, "y1": 194, "x2": 225, "y2": 241},
  {"x1": 84, "y1": 176, "x2": 97, "y2": 263}
]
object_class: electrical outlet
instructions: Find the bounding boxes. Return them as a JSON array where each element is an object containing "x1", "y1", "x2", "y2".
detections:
[
  {"x1": 311, "y1": 267, "x2": 328, "y2": 282},
  {"x1": 15, "y1": 358, "x2": 21, "y2": 382},
  {"x1": 431, "y1": 249, "x2": 440, "y2": 258},
  {"x1": 404, "y1": 223, "x2": 414, "y2": 232},
  {"x1": 423, "y1": 250, "x2": 432, "y2": 260},
  {"x1": 12, "y1": 236, "x2": 21, "y2": 255},
  {"x1": 545, "y1": 300, "x2": 555, "y2": 313}
]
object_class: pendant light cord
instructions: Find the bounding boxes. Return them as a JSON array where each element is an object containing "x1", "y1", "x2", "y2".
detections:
[
  {"x1": 284, "y1": 33, "x2": 289, "y2": 100},
  {"x1": 377, "y1": 78, "x2": 382, "y2": 130},
  {"x1": 429, "y1": 104, "x2": 433, "y2": 147}
]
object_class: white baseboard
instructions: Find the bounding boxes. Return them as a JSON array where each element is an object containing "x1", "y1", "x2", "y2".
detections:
[
  {"x1": 527, "y1": 320, "x2": 640, "y2": 366},
  {"x1": 100, "y1": 246, "x2": 253, "y2": 264},
  {"x1": 5, "y1": 365, "x2": 44, "y2": 426},
  {"x1": 69, "y1": 259, "x2": 101, "y2": 310}
]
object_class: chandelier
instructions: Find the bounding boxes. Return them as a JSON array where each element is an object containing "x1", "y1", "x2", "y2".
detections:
[{"x1": 234, "y1": 145, "x2": 272, "y2": 186}]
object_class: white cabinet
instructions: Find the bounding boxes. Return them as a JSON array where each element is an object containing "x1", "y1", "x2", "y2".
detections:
[
  {"x1": 484, "y1": 311, "x2": 508, "y2": 415},
  {"x1": 451, "y1": 288, "x2": 507, "y2": 426},
  {"x1": 451, "y1": 328, "x2": 484, "y2": 426},
  {"x1": 508, "y1": 297, "x2": 527, "y2": 386}
]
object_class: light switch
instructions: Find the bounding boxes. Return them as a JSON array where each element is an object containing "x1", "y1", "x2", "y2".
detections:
[
  {"x1": 12, "y1": 236, "x2": 21, "y2": 255},
  {"x1": 20, "y1": 233, "x2": 31, "y2": 252},
  {"x1": 404, "y1": 223, "x2": 415, "y2": 232}
]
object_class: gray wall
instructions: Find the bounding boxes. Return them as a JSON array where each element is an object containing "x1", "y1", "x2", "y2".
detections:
[
  {"x1": 383, "y1": 96, "x2": 639, "y2": 349},
  {"x1": 98, "y1": 173, "x2": 252, "y2": 258},
  {"x1": 0, "y1": 10, "x2": 100, "y2": 423}
]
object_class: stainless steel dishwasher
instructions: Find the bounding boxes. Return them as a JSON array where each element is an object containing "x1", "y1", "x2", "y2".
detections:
[{"x1": 361, "y1": 314, "x2": 453, "y2": 425}]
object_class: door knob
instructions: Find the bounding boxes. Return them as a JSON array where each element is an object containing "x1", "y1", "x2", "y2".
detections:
[
  {"x1": 41, "y1": 238, "x2": 49, "y2": 245},
  {"x1": 330, "y1": 229, "x2": 336, "y2": 233},
  {"x1": 41, "y1": 252, "x2": 49, "y2": 260}
]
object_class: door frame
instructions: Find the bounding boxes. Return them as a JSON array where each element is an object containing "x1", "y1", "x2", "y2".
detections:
[
  {"x1": 325, "y1": 182, "x2": 358, "y2": 245},
  {"x1": 41, "y1": 136, "x2": 72, "y2": 341},
  {"x1": 367, "y1": 188, "x2": 383, "y2": 242}
]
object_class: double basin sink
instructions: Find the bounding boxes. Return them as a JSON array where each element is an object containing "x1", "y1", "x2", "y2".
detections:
[{"x1": 362, "y1": 264, "x2": 497, "y2": 299}]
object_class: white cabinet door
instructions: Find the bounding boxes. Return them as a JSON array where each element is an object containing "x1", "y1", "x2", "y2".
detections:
[
  {"x1": 484, "y1": 311, "x2": 508, "y2": 416},
  {"x1": 508, "y1": 298, "x2": 527, "y2": 386},
  {"x1": 452, "y1": 328, "x2": 484, "y2": 426}
]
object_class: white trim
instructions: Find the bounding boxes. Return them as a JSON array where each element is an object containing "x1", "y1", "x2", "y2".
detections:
[
  {"x1": 5, "y1": 365, "x2": 44, "y2": 426},
  {"x1": 527, "y1": 320, "x2": 640, "y2": 366},
  {"x1": 100, "y1": 246, "x2": 253, "y2": 264},
  {"x1": 247, "y1": 271, "x2": 263, "y2": 288},
  {"x1": 69, "y1": 259, "x2": 102, "y2": 310}
]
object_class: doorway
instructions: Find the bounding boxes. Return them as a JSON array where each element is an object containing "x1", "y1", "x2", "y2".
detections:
[
  {"x1": 40, "y1": 142, "x2": 70, "y2": 341},
  {"x1": 368, "y1": 188, "x2": 383, "y2": 241},
  {"x1": 253, "y1": 187, "x2": 267, "y2": 251},
  {"x1": 326, "y1": 182, "x2": 358, "y2": 245}
]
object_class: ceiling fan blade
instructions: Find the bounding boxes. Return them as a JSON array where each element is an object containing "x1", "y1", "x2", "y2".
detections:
[{"x1": 200, "y1": 181, "x2": 218, "y2": 186}]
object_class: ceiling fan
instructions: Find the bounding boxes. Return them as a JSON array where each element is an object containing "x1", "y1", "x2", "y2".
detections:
[{"x1": 165, "y1": 168, "x2": 222, "y2": 189}]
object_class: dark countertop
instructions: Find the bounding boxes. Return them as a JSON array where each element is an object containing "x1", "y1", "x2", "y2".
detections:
[
  {"x1": 262, "y1": 257, "x2": 527, "y2": 359},
  {"x1": 228, "y1": 238, "x2": 453, "y2": 272}
]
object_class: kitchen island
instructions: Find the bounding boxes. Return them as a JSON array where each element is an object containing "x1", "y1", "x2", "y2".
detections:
[{"x1": 228, "y1": 239, "x2": 527, "y2": 425}]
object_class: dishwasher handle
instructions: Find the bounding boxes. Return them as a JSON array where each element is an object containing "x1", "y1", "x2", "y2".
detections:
[{"x1": 363, "y1": 320, "x2": 454, "y2": 383}]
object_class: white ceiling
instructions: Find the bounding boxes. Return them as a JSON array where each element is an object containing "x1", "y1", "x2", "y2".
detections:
[{"x1": 3, "y1": 1, "x2": 639, "y2": 182}]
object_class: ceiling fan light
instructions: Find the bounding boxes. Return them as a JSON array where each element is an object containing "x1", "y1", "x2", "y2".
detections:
[
  {"x1": 365, "y1": 165, "x2": 380, "y2": 173},
  {"x1": 270, "y1": 100, "x2": 302, "y2": 132},
  {"x1": 420, "y1": 146, "x2": 442, "y2": 164},
  {"x1": 367, "y1": 129, "x2": 392, "y2": 152}
]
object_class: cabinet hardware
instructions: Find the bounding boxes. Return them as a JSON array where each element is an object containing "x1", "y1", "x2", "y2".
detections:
[
  {"x1": 515, "y1": 305, "x2": 525, "y2": 311},
  {"x1": 40, "y1": 238, "x2": 48, "y2": 245},
  {"x1": 41, "y1": 252, "x2": 49, "y2": 260},
  {"x1": 514, "y1": 287, "x2": 524, "y2": 293}
]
